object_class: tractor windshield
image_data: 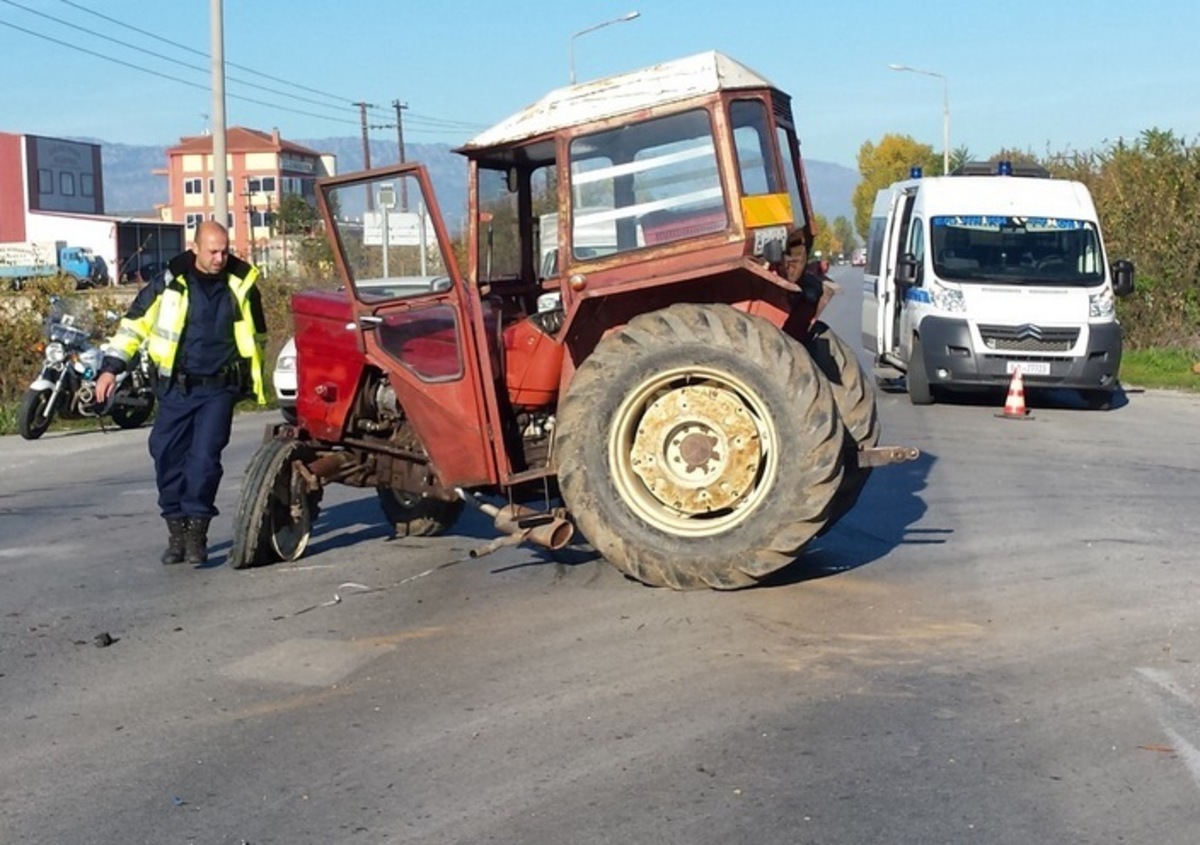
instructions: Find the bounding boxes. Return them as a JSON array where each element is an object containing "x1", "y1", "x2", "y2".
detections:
[{"x1": 568, "y1": 108, "x2": 727, "y2": 259}]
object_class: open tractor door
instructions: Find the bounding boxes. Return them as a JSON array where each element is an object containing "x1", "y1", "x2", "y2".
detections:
[{"x1": 231, "y1": 51, "x2": 917, "y2": 589}]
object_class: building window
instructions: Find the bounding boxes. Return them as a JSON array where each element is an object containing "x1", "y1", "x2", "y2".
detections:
[
  {"x1": 59, "y1": 172, "x2": 76, "y2": 196},
  {"x1": 184, "y1": 177, "x2": 202, "y2": 195},
  {"x1": 247, "y1": 176, "x2": 276, "y2": 194},
  {"x1": 38, "y1": 168, "x2": 54, "y2": 195},
  {"x1": 282, "y1": 176, "x2": 305, "y2": 195},
  {"x1": 80, "y1": 173, "x2": 95, "y2": 198},
  {"x1": 251, "y1": 210, "x2": 274, "y2": 227},
  {"x1": 185, "y1": 213, "x2": 205, "y2": 229},
  {"x1": 208, "y1": 177, "x2": 233, "y2": 195}
]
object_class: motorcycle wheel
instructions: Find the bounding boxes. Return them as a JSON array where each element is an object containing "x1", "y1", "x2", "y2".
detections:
[
  {"x1": 109, "y1": 390, "x2": 155, "y2": 429},
  {"x1": 18, "y1": 388, "x2": 55, "y2": 440}
]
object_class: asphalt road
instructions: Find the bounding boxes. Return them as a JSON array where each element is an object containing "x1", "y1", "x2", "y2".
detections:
[{"x1": 2, "y1": 266, "x2": 1199, "y2": 844}]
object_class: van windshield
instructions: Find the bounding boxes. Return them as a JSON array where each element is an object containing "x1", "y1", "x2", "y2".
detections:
[{"x1": 930, "y1": 215, "x2": 1104, "y2": 286}]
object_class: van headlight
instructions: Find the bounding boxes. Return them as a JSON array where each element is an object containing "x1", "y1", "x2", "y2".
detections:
[
  {"x1": 931, "y1": 285, "x2": 966, "y2": 313},
  {"x1": 1089, "y1": 288, "x2": 1115, "y2": 318},
  {"x1": 276, "y1": 353, "x2": 297, "y2": 372}
]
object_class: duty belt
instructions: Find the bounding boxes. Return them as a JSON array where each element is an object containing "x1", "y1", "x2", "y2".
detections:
[{"x1": 173, "y1": 361, "x2": 245, "y2": 390}]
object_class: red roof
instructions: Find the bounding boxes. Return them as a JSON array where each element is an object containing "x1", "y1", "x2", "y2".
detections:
[{"x1": 166, "y1": 126, "x2": 323, "y2": 158}]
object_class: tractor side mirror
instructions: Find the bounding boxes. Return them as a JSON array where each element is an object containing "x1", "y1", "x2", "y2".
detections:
[{"x1": 1111, "y1": 259, "x2": 1135, "y2": 297}]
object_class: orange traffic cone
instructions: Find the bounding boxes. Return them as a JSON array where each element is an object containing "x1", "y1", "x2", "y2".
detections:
[{"x1": 997, "y1": 369, "x2": 1032, "y2": 419}]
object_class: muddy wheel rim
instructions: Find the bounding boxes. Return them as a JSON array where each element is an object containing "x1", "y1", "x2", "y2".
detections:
[
  {"x1": 608, "y1": 365, "x2": 778, "y2": 537},
  {"x1": 269, "y1": 457, "x2": 311, "y2": 561}
]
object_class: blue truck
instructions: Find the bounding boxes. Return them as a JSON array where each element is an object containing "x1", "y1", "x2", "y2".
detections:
[{"x1": 0, "y1": 241, "x2": 109, "y2": 290}]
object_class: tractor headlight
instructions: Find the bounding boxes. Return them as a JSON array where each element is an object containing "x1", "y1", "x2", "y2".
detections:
[
  {"x1": 45, "y1": 342, "x2": 66, "y2": 364},
  {"x1": 931, "y1": 284, "x2": 966, "y2": 313},
  {"x1": 1089, "y1": 288, "x2": 1115, "y2": 319}
]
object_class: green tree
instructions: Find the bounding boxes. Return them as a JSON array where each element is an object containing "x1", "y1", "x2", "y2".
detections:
[
  {"x1": 1053, "y1": 129, "x2": 1200, "y2": 349},
  {"x1": 276, "y1": 193, "x2": 319, "y2": 236},
  {"x1": 810, "y1": 211, "x2": 834, "y2": 258},
  {"x1": 852, "y1": 134, "x2": 939, "y2": 238},
  {"x1": 832, "y1": 216, "x2": 857, "y2": 254}
]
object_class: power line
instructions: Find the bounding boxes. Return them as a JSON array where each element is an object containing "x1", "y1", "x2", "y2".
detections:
[
  {"x1": 51, "y1": 0, "x2": 489, "y2": 134},
  {"x1": 3, "y1": 0, "x2": 357, "y2": 119},
  {"x1": 55, "y1": 0, "x2": 374, "y2": 112},
  {"x1": 6, "y1": 1, "x2": 492, "y2": 139},
  {"x1": 0, "y1": 17, "x2": 360, "y2": 127}
]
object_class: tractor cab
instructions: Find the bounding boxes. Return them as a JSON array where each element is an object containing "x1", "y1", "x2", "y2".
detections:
[{"x1": 308, "y1": 53, "x2": 820, "y2": 484}]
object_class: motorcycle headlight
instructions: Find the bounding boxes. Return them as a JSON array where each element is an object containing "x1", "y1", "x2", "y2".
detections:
[
  {"x1": 1089, "y1": 288, "x2": 1115, "y2": 319},
  {"x1": 931, "y1": 285, "x2": 966, "y2": 313},
  {"x1": 45, "y1": 342, "x2": 66, "y2": 364}
]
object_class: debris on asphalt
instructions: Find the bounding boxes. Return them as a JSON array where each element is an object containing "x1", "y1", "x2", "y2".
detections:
[{"x1": 93, "y1": 632, "x2": 117, "y2": 647}]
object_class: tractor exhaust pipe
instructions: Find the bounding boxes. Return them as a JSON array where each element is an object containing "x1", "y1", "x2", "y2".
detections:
[{"x1": 457, "y1": 490, "x2": 575, "y2": 557}]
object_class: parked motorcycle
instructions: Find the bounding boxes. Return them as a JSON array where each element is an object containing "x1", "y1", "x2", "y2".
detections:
[{"x1": 18, "y1": 297, "x2": 156, "y2": 440}]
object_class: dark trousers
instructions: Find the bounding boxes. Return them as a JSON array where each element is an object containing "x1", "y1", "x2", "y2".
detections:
[{"x1": 147, "y1": 383, "x2": 238, "y2": 519}]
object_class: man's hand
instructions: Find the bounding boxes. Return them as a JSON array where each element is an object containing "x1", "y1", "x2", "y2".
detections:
[{"x1": 94, "y1": 372, "x2": 116, "y2": 405}]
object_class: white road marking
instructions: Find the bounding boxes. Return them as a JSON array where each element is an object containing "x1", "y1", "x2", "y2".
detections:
[{"x1": 1137, "y1": 667, "x2": 1200, "y2": 789}]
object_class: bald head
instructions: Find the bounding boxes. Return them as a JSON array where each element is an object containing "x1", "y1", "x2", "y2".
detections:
[{"x1": 193, "y1": 221, "x2": 230, "y2": 275}]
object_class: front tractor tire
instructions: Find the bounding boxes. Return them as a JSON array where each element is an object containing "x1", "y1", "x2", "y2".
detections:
[
  {"x1": 229, "y1": 437, "x2": 322, "y2": 569},
  {"x1": 555, "y1": 303, "x2": 845, "y2": 590}
]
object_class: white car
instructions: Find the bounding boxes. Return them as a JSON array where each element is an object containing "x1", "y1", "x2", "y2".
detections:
[{"x1": 272, "y1": 337, "x2": 298, "y2": 423}]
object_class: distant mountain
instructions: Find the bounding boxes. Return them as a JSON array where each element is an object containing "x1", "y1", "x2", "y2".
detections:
[
  {"x1": 804, "y1": 159, "x2": 859, "y2": 225},
  {"x1": 98, "y1": 137, "x2": 857, "y2": 225}
]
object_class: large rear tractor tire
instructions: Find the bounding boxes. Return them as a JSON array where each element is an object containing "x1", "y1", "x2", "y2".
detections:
[
  {"x1": 805, "y1": 322, "x2": 881, "y2": 527},
  {"x1": 556, "y1": 303, "x2": 845, "y2": 590},
  {"x1": 229, "y1": 437, "x2": 322, "y2": 569},
  {"x1": 376, "y1": 488, "x2": 464, "y2": 538}
]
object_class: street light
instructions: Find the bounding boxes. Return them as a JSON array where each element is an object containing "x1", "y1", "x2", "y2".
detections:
[
  {"x1": 889, "y1": 63, "x2": 950, "y2": 175},
  {"x1": 570, "y1": 12, "x2": 640, "y2": 85}
]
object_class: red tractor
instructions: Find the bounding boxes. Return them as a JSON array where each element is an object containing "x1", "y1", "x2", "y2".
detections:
[{"x1": 231, "y1": 52, "x2": 917, "y2": 589}]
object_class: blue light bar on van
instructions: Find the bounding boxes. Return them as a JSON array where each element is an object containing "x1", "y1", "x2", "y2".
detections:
[
  {"x1": 909, "y1": 166, "x2": 923, "y2": 179},
  {"x1": 997, "y1": 160, "x2": 1013, "y2": 176}
]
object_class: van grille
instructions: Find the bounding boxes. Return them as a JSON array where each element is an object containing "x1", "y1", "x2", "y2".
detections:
[{"x1": 978, "y1": 324, "x2": 1079, "y2": 353}]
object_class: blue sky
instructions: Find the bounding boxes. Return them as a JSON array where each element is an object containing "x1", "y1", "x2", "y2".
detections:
[{"x1": 2, "y1": 0, "x2": 1198, "y2": 169}]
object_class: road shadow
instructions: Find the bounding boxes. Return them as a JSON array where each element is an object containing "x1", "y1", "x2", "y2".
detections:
[
  {"x1": 760, "y1": 447, "x2": 943, "y2": 588},
  {"x1": 207, "y1": 458, "x2": 938, "y2": 587}
]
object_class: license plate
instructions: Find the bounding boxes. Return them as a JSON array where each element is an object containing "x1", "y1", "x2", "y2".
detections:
[{"x1": 1006, "y1": 361, "x2": 1051, "y2": 376}]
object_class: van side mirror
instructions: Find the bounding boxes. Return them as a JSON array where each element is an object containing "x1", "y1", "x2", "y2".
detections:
[
  {"x1": 1111, "y1": 259, "x2": 1135, "y2": 297},
  {"x1": 897, "y1": 253, "x2": 920, "y2": 287}
]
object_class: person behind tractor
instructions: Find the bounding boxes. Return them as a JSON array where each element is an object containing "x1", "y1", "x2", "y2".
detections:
[{"x1": 95, "y1": 221, "x2": 268, "y2": 565}]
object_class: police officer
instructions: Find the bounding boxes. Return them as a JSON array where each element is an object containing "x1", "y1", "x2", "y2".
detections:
[{"x1": 95, "y1": 221, "x2": 267, "y2": 565}]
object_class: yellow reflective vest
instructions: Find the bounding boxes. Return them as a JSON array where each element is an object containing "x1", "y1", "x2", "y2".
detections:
[{"x1": 106, "y1": 255, "x2": 267, "y2": 403}]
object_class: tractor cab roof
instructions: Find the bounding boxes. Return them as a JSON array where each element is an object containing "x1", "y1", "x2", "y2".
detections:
[{"x1": 456, "y1": 51, "x2": 777, "y2": 162}]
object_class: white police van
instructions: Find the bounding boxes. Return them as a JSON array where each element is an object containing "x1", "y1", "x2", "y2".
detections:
[{"x1": 861, "y1": 162, "x2": 1135, "y2": 408}]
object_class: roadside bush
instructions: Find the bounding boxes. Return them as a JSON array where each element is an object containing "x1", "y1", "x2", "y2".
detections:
[{"x1": 1049, "y1": 129, "x2": 1200, "y2": 351}]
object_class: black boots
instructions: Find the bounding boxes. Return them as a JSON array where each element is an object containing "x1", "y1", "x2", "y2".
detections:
[
  {"x1": 162, "y1": 518, "x2": 187, "y2": 565},
  {"x1": 183, "y1": 517, "x2": 211, "y2": 564}
]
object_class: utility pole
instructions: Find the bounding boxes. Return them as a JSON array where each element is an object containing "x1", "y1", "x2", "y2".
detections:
[
  {"x1": 355, "y1": 101, "x2": 375, "y2": 210},
  {"x1": 241, "y1": 178, "x2": 255, "y2": 265},
  {"x1": 210, "y1": 0, "x2": 228, "y2": 232},
  {"x1": 392, "y1": 99, "x2": 409, "y2": 210}
]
